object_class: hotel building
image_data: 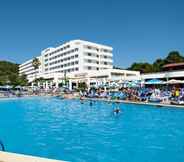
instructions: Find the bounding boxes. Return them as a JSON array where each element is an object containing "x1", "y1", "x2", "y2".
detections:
[{"x1": 19, "y1": 40, "x2": 140, "y2": 89}]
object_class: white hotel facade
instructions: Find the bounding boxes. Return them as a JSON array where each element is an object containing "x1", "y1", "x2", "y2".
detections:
[{"x1": 19, "y1": 40, "x2": 140, "y2": 89}]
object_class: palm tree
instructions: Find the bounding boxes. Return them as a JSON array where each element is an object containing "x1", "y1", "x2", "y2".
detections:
[{"x1": 32, "y1": 57, "x2": 41, "y2": 84}]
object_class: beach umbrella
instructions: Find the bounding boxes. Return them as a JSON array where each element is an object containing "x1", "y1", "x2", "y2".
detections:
[
  {"x1": 167, "y1": 79, "x2": 184, "y2": 84},
  {"x1": 145, "y1": 79, "x2": 164, "y2": 85},
  {"x1": 127, "y1": 82, "x2": 138, "y2": 88},
  {"x1": 3, "y1": 85, "x2": 12, "y2": 89},
  {"x1": 15, "y1": 86, "x2": 22, "y2": 89},
  {"x1": 118, "y1": 80, "x2": 123, "y2": 84},
  {"x1": 132, "y1": 80, "x2": 141, "y2": 83},
  {"x1": 124, "y1": 80, "x2": 141, "y2": 88},
  {"x1": 109, "y1": 82, "x2": 119, "y2": 88},
  {"x1": 121, "y1": 80, "x2": 130, "y2": 88}
]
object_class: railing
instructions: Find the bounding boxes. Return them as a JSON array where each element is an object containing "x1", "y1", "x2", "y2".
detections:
[
  {"x1": 141, "y1": 70, "x2": 184, "y2": 80},
  {"x1": 142, "y1": 69, "x2": 184, "y2": 76},
  {"x1": 0, "y1": 140, "x2": 5, "y2": 151}
]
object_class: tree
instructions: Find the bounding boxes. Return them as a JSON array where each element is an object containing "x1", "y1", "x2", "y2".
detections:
[
  {"x1": 165, "y1": 51, "x2": 184, "y2": 64},
  {"x1": 0, "y1": 75, "x2": 9, "y2": 85},
  {"x1": 0, "y1": 60, "x2": 28, "y2": 86},
  {"x1": 18, "y1": 74, "x2": 29, "y2": 86},
  {"x1": 152, "y1": 58, "x2": 166, "y2": 72},
  {"x1": 78, "y1": 82, "x2": 87, "y2": 91},
  {"x1": 128, "y1": 51, "x2": 184, "y2": 73},
  {"x1": 128, "y1": 62, "x2": 153, "y2": 73},
  {"x1": 32, "y1": 58, "x2": 41, "y2": 82}
]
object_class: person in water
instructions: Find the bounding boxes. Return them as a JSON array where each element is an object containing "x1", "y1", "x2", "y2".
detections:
[
  {"x1": 80, "y1": 96, "x2": 85, "y2": 104},
  {"x1": 113, "y1": 107, "x2": 121, "y2": 115},
  {"x1": 89, "y1": 101, "x2": 93, "y2": 106},
  {"x1": 80, "y1": 96, "x2": 84, "y2": 100}
]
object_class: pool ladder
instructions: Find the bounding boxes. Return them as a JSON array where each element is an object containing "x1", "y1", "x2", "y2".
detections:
[{"x1": 0, "y1": 140, "x2": 5, "y2": 151}]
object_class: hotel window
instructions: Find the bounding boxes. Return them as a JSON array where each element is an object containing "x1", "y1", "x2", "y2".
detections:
[
  {"x1": 86, "y1": 46, "x2": 91, "y2": 49},
  {"x1": 88, "y1": 53, "x2": 92, "y2": 56},
  {"x1": 75, "y1": 54, "x2": 78, "y2": 58},
  {"x1": 88, "y1": 66, "x2": 92, "y2": 70},
  {"x1": 88, "y1": 59, "x2": 92, "y2": 63},
  {"x1": 103, "y1": 49, "x2": 108, "y2": 53}
]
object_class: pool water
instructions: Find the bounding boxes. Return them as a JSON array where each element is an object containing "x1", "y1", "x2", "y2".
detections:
[{"x1": 0, "y1": 97, "x2": 184, "y2": 162}]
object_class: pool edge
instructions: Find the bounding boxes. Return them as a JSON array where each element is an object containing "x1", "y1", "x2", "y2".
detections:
[{"x1": 0, "y1": 151, "x2": 66, "y2": 162}]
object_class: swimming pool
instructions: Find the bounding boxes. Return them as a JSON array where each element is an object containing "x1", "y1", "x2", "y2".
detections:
[{"x1": 0, "y1": 97, "x2": 184, "y2": 162}]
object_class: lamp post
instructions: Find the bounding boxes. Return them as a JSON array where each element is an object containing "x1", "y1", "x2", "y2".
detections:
[
  {"x1": 165, "y1": 72, "x2": 170, "y2": 90},
  {"x1": 64, "y1": 71, "x2": 66, "y2": 86}
]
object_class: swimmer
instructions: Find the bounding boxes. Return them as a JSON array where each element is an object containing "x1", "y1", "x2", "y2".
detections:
[
  {"x1": 0, "y1": 140, "x2": 5, "y2": 151},
  {"x1": 80, "y1": 96, "x2": 84, "y2": 104},
  {"x1": 113, "y1": 107, "x2": 121, "y2": 115},
  {"x1": 80, "y1": 96, "x2": 84, "y2": 100},
  {"x1": 89, "y1": 101, "x2": 93, "y2": 106}
]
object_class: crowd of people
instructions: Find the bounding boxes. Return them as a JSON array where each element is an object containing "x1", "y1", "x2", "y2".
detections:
[{"x1": 81, "y1": 86, "x2": 184, "y2": 105}]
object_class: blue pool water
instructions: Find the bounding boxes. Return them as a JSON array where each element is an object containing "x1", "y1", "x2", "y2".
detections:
[{"x1": 0, "y1": 97, "x2": 184, "y2": 162}]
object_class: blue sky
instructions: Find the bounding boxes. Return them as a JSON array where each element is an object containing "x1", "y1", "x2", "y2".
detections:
[{"x1": 0, "y1": 0, "x2": 184, "y2": 68}]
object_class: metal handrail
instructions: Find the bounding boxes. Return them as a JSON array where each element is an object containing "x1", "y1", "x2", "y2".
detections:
[
  {"x1": 0, "y1": 140, "x2": 5, "y2": 151},
  {"x1": 142, "y1": 69, "x2": 184, "y2": 75}
]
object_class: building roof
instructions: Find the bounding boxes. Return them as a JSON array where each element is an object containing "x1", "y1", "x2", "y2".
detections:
[{"x1": 163, "y1": 62, "x2": 184, "y2": 68}]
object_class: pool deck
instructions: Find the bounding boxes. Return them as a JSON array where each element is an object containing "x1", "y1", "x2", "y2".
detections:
[
  {"x1": 1, "y1": 95, "x2": 184, "y2": 108},
  {"x1": 0, "y1": 151, "x2": 65, "y2": 162},
  {"x1": 85, "y1": 97, "x2": 184, "y2": 108}
]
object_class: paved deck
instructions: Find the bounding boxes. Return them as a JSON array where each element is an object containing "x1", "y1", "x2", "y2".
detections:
[
  {"x1": 86, "y1": 98, "x2": 184, "y2": 108},
  {"x1": 0, "y1": 151, "x2": 65, "y2": 162}
]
